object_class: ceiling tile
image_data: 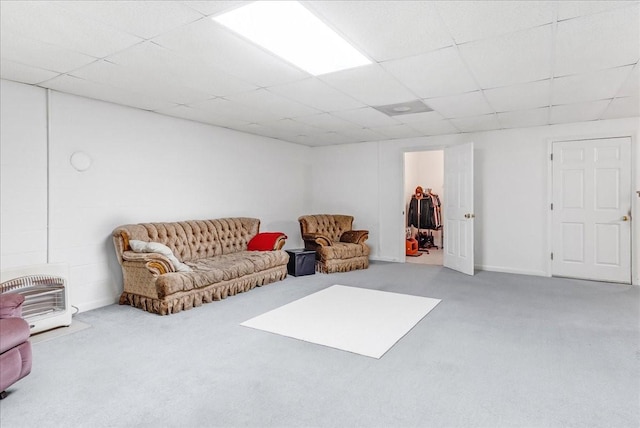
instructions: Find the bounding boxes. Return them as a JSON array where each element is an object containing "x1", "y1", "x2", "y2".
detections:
[
  {"x1": 294, "y1": 113, "x2": 364, "y2": 132},
  {"x1": 484, "y1": 79, "x2": 551, "y2": 111},
  {"x1": 319, "y1": 63, "x2": 417, "y2": 106},
  {"x1": 552, "y1": 65, "x2": 634, "y2": 105},
  {"x1": 1, "y1": 31, "x2": 97, "y2": 74},
  {"x1": 311, "y1": 132, "x2": 361, "y2": 146},
  {"x1": 370, "y1": 124, "x2": 424, "y2": 139},
  {"x1": 436, "y1": 1, "x2": 555, "y2": 44},
  {"x1": 0, "y1": 1, "x2": 142, "y2": 57},
  {"x1": 42, "y1": 75, "x2": 177, "y2": 111},
  {"x1": 557, "y1": 1, "x2": 632, "y2": 20},
  {"x1": 307, "y1": 1, "x2": 452, "y2": 61},
  {"x1": 497, "y1": 107, "x2": 550, "y2": 129},
  {"x1": 189, "y1": 98, "x2": 284, "y2": 123},
  {"x1": 459, "y1": 25, "x2": 553, "y2": 88},
  {"x1": 382, "y1": 47, "x2": 479, "y2": 99},
  {"x1": 424, "y1": 91, "x2": 494, "y2": 119},
  {"x1": 283, "y1": 131, "x2": 359, "y2": 146},
  {"x1": 56, "y1": 1, "x2": 202, "y2": 39},
  {"x1": 407, "y1": 119, "x2": 459, "y2": 136},
  {"x1": 224, "y1": 89, "x2": 320, "y2": 118},
  {"x1": 601, "y1": 96, "x2": 640, "y2": 119},
  {"x1": 183, "y1": 1, "x2": 250, "y2": 17},
  {"x1": 0, "y1": 59, "x2": 60, "y2": 85},
  {"x1": 450, "y1": 114, "x2": 501, "y2": 133},
  {"x1": 70, "y1": 60, "x2": 214, "y2": 105},
  {"x1": 550, "y1": 100, "x2": 611, "y2": 124},
  {"x1": 106, "y1": 41, "x2": 256, "y2": 97},
  {"x1": 243, "y1": 126, "x2": 302, "y2": 142},
  {"x1": 284, "y1": 134, "x2": 323, "y2": 146},
  {"x1": 554, "y1": 4, "x2": 640, "y2": 76},
  {"x1": 340, "y1": 127, "x2": 387, "y2": 142},
  {"x1": 617, "y1": 65, "x2": 639, "y2": 98},
  {"x1": 154, "y1": 19, "x2": 309, "y2": 87},
  {"x1": 332, "y1": 107, "x2": 400, "y2": 128},
  {"x1": 255, "y1": 119, "x2": 323, "y2": 136},
  {"x1": 393, "y1": 110, "x2": 447, "y2": 124},
  {"x1": 268, "y1": 78, "x2": 364, "y2": 112},
  {"x1": 155, "y1": 105, "x2": 249, "y2": 128}
]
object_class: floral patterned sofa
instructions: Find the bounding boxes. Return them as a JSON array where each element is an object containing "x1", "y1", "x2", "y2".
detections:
[{"x1": 112, "y1": 217, "x2": 288, "y2": 315}]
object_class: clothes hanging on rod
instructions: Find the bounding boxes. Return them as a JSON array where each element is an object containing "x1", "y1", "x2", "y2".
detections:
[
  {"x1": 425, "y1": 189, "x2": 442, "y2": 229},
  {"x1": 407, "y1": 187, "x2": 441, "y2": 230},
  {"x1": 407, "y1": 186, "x2": 442, "y2": 251}
]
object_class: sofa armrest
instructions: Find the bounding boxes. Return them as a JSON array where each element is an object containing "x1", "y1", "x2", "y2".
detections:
[
  {"x1": 0, "y1": 293, "x2": 25, "y2": 319},
  {"x1": 122, "y1": 251, "x2": 176, "y2": 275},
  {"x1": 340, "y1": 230, "x2": 369, "y2": 244},
  {"x1": 302, "y1": 233, "x2": 332, "y2": 247}
]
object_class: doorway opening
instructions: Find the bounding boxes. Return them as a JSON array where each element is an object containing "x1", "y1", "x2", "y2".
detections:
[{"x1": 404, "y1": 149, "x2": 444, "y2": 266}]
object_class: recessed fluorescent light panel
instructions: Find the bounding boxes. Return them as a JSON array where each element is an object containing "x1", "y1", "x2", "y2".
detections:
[{"x1": 213, "y1": 1, "x2": 371, "y2": 75}]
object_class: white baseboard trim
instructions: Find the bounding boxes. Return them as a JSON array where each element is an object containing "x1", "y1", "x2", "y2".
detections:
[
  {"x1": 74, "y1": 297, "x2": 118, "y2": 314},
  {"x1": 370, "y1": 256, "x2": 400, "y2": 263},
  {"x1": 475, "y1": 265, "x2": 549, "y2": 277}
]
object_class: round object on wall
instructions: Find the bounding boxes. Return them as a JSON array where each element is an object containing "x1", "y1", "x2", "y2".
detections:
[{"x1": 70, "y1": 151, "x2": 92, "y2": 172}]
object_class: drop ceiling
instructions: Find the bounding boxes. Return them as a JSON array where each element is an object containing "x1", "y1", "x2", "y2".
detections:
[{"x1": 1, "y1": 0, "x2": 638, "y2": 147}]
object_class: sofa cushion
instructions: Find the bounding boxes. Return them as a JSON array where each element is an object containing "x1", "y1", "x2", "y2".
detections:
[
  {"x1": 154, "y1": 251, "x2": 289, "y2": 297},
  {"x1": 129, "y1": 240, "x2": 192, "y2": 272},
  {"x1": 317, "y1": 242, "x2": 369, "y2": 261},
  {"x1": 188, "y1": 251, "x2": 288, "y2": 280}
]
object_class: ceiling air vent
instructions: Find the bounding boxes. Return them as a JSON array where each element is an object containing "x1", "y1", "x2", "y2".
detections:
[{"x1": 373, "y1": 100, "x2": 433, "y2": 117}]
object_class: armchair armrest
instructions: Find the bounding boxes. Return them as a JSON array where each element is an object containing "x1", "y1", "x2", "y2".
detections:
[
  {"x1": 340, "y1": 230, "x2": 369, "y2": 244},
  {"x1": 302, "y1": 233, "x2": 332, "y2": 247},
  {"x1": 0, "y1": 293, "x2": 25, "y2": 318},
  {"x1": 122, "y1": 251, "x2": 176, "y2": 275}
]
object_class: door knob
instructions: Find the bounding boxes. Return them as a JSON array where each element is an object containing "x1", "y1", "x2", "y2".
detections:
[
  {"x1": 622, "y1": 215, "x2": 629, "y2": 221},
  {"x1": 464, "y1": 213, "x2": 475, "y2": 219}
]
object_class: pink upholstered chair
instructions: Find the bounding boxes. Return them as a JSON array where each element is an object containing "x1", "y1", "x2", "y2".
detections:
[{"x1": 0, "y1": 293, "x2": 32, "y2": 399}]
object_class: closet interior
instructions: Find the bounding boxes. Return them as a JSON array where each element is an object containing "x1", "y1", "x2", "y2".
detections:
[{"x1": 403, "y1": 150, "x2": 444, "y2": 265}]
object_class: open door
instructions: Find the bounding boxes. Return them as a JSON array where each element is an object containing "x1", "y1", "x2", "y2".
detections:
[{"x1": 444, "y1": 142, "x2": 474, "y2": 275}]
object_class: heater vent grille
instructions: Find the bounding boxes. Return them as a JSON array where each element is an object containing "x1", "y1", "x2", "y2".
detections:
[{"x1": 1, "y1": 274, "x2": 70, "y2": 333}]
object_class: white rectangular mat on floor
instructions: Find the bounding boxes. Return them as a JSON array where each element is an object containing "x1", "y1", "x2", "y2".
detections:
[{"x1": 241, "y1": 285, "x2": 441, "y2": 359}]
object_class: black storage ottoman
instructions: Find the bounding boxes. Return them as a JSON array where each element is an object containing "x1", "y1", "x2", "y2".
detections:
[{"x1": 286, "y1": 249, "x2": 316, "y2": 277}]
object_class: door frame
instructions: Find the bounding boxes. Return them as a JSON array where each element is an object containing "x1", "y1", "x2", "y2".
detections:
[
  {"x1": 400, "y1": 146, "x2": 447, "y2": 264},
  {"x1": 400, "y1": 144, "x2": 475, "y2": 273},
  {"x1": 546, "y1": 133, "x2": 638, "y2": 285}
]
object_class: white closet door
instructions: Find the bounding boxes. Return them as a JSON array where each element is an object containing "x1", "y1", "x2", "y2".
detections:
[
  {"x1": 444, "y1": 142, "x2": 475, "y2": 275},
  {"x1": 552, "y1": 137, "x2": 632, "y2": 283}
]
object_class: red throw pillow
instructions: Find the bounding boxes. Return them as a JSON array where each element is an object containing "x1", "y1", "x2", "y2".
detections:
[{"x1": 248, "y1": 232, "x2": 286, "y2": 251}]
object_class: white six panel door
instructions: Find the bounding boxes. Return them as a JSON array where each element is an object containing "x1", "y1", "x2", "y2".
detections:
[
  {"x1": 444, "y1": 142, "x2": 474, "y2": 275},
  {"x1": 552, "y1": 137, "x2": 632, "y2": 283}
]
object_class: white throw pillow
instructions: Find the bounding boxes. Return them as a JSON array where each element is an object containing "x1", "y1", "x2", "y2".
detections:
[{"x1": 129, "y1": 240, "x2": 192, "y2": 272}]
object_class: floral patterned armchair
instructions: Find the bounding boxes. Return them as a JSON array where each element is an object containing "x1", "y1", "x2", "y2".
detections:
[{"x1": 298, "y1": 214, "x2": 370, "y2": 273}]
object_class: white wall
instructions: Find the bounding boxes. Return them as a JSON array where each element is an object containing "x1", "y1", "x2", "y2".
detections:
[
  {"x1": 1, "y1": 80, "x2": 311, "y2": 311},
  {"x1": 3, "y1": 78, "x2": 639, "y2": 311},
  {"x1": 309, "y1": 141, "x2": 380, "y2": 255},
  {"x1": 311, "y1": 117, "x2": 640, "y2": 284},
  {"x1": 404, "y1": 150, "x2": 444, "y2": 202},
  {"x1": 0, "y1": 80, "x2": 48, "y2": 268}
]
